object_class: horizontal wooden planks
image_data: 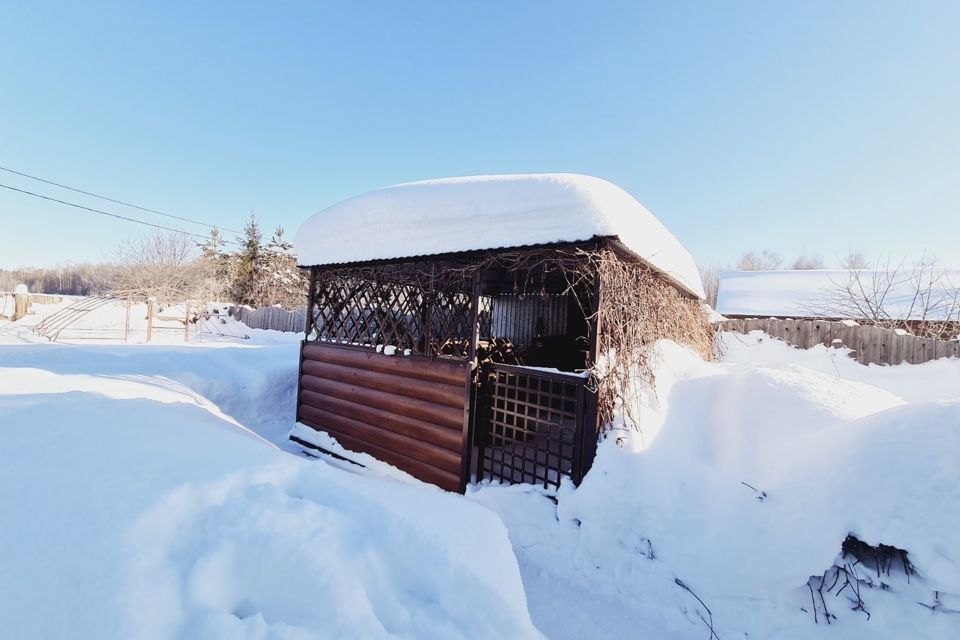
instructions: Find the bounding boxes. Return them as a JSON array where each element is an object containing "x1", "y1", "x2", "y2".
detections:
[
  {"x1": 298, "y1": 405, "x2": 461, "y2": 474},
  {"x1": 296, "y1": 342, "x2": 471, "y2": 492},
  {"x1": 299, "y1": 375, "x2": 464, "y2": 430},
  {"x1": 302, "y1": 342, "x2": 468, "y2": 385},
  {"x1": 299, "y1": 390, "x2": 463, "y2": 451},
  {"x1": 301, "y1": 359, "x2": 464, "y2": 408}
]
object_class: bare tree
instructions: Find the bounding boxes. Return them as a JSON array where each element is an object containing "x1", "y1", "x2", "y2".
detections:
[
  {"x1": 697, "y1": 263, "x2": 726, "y2": 308},
  {"x1": 8, "y1": 224, "x2": 307, "y2": 310},
  {"x1": 790, "y1": 252, "x2": 825, "y2": 270},
  {"x1": 840, "y1": 248, "x2": 871, "y2": 270},
  {"x1": 101, "y1": 230, "x2": 215, "y2": 301},
  {"x1": 0, "y1": 263, "x2": 101, "y2": 295},
  {"x1": 807, "y1": 253, "x2": 960, "y2": 340},
  {"x1": 736, "y1": 249, "x2": 783, "y2": 271}
]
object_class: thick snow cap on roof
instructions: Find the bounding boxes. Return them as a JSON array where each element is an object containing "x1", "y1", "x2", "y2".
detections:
[
  {"x1": 717, "y1": 269, "x2": 960, "y2": 320},
  {"x1": 294, "y1": 173, "x2": 705, "y2": 299}
]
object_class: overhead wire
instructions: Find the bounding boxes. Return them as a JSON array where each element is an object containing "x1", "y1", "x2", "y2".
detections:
[
  {"x1": 0, "y1": 164, "x2": 241, "y2": 234},
  {"x1": 0, "y1": 182, "x2": 235, "y2": 244}
]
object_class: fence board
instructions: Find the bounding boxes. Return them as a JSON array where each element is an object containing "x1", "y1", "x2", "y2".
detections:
[
  {"x1": 719, "y1": 317, "x2": 959, "y2": 366},
  {"x1": 229, "y1": 305, "x2": 307, "y2": 333}
]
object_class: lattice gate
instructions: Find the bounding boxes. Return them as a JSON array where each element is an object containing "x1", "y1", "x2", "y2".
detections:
[{"x1": 475, "y1": 363, "x2": 597, "y2": 489}]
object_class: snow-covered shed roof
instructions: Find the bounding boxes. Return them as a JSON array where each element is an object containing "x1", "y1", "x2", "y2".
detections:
[
  {"x1": 294, "y1": 173, "x2": 705, "y2": 299},
  {"x1": 717, "y1": 269, "x2": 960, "y2": 320}
]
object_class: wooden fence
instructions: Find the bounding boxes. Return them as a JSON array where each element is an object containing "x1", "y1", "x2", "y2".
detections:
[
  {"x1": 0, "y1": 292, "x2": 63, "y2": 305},
  {"x1": 230, "y1": 305, "x2": 307, "y2": 333},
  {"x1": 720, "y1": 317, "x2": 960, "y2": 366}
]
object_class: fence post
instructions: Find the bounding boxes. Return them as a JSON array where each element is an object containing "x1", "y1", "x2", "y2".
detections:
[
  {"x1": 124, "y1": 297, "x2": 131, "y2": 343},
  {"x1": 146, "y1": 297, "x2": 155, "y2": 342}
]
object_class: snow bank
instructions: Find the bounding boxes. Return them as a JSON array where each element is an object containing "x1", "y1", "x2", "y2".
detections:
[
  {"x1": 722, "y1": 329, "x2": 960, "y2": 403},
  {"x1": 0, "y1": 345, "x2": 541, "y2": 639},
  {"x1": 0, "y1": 339, "x2": 301, "y2": 446},
  {"x1": 570, "y1": 343, "x2": 956, "y2": 597},
  {"x1": 471, "y1": 338, "x2": 960, "y2": 638},
  {"x1": 294, "y1": 173, "x2": 705, "y2": 299},
  {"x1": 124, "y1": 462, "x2": 538, "y2": 640}
]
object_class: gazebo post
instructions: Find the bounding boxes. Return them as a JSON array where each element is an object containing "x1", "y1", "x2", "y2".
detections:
[
  {"x1": 304, "y1": 268, "x2": 317, "y2": 336},
  {"x1": 460, "y1": 267, "x2": 485, "y2": 490},
  {"x1": 467, "y1": 267, "x2": 482, "y2": 362},
  {"x1": 422, "y1": 261, "x2": 436, "y2": 355},
  {"x1": 576, "y1": 247, "x2": 605, "y2": 483}
]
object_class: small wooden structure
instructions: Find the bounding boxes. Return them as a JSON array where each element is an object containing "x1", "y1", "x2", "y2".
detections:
[
  {"x1": 291, "y1": 174, "x2": 707, "y2": 492},
  {"x1": 13, "y1": 292, "x2": 30, "y2": 321}
]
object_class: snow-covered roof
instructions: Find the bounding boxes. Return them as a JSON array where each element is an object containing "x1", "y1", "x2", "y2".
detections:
[
  {"x1": 294, "y1": 173, "x2": 705, "y2": 299},
  {"x1": 717, "y1": 269, "x2": 960, "y2": 320}
]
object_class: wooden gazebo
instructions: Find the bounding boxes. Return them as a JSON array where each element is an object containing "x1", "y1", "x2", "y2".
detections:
[{"x1": 290, "y1": 174, "x2": 708, "y2": 492}]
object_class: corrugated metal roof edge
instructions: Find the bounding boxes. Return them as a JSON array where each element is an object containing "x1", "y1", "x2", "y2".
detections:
[{"x1": 296, "y1": 235, "x2": 703, "y2": 300}]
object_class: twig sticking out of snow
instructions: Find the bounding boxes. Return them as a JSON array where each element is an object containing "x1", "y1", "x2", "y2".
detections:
[
  {"x1": 918, "y1": 591, "x2": 960, "y2": 615},
  {"x1": 739, "y1": 481, "x2": 767, "y2": 501},
  {"x1": 674, "y1": 578, "x2": 720, "y2": 640}
]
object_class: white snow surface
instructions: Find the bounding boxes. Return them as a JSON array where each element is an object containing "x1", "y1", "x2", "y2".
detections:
[
  {"x1": 468, "y1": 334, "x2": 960, "y2": 639},
  {"x1": 3, "y1": 299, "x2": 960, "y2": 639},
  {"x1": 716, "y1": 268, "x2": 960, "y2": 320},
  {"x1": 294, "y1": 173, "x2": 705, "y2": 299},
  {"x1": 0, "y1": 319, "x2": 540, "y2": 639}
]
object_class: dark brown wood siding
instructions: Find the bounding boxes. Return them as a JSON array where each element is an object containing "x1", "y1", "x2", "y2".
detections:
[{"x1": 296, "y1": 342, "x2": 472, "y2": 492}]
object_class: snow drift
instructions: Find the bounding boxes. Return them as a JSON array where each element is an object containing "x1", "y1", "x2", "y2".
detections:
[
  {"x1": 471, "y1": 335, "x2": 960, "y2": 639},
  {"x1": 0, "y1": 342, "x2": 542, "y2": 640}
]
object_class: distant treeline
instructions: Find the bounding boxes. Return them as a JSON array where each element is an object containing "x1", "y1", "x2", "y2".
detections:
[
  {"x1": 0, "y1": 264, "x2": 102, "y2": 296},
  {"x1": 1, "y1": 215, "x2": 307, "y2": 310}
]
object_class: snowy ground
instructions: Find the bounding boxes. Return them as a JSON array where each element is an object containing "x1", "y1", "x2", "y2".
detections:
[
  {"x1": 0, "y1": 295, "x2": 258, "y2": 344},
  {"x1": 0, "y1": 309, "x2": 540, "y2": 639},
  {"x1": 470, "y1": 334, "x2": 960, "y2": 639},
  {"x1": 1, "y1": 302, "x2": 958, "y2": 638}
]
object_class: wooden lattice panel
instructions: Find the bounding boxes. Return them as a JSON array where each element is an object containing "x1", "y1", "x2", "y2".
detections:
[
  {"x1": 309, "y1": 264, "x2": 475, "y2": 358},
  {"x1": 477, "y1": 363, "x2": 589, "y2": 489}
]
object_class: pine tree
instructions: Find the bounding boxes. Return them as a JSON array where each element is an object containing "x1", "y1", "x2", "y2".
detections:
[
  {"x1": 196, "y1": 227, "x2": 229, "y2": 300},
  {"x1": 261, "y1": 225, "x2": 306, "y2": 308},
  {"x1": 267, "y1": 226, "x2": 292, "y2": 252},
  {"x1": 199, "y1": 227, "x2": 226, "y2": 259},
  {"x1": 230, "y1": 213, "x2": 264, "y2": 305}
]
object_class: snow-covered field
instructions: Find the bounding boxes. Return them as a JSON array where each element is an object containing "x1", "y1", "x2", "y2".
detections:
[
  {"x1": 1, "y1": 303, "x2": 958, "y2": 639},
  {"x1": 0, "y1": 307, "x2": 540, "y2": 639}
]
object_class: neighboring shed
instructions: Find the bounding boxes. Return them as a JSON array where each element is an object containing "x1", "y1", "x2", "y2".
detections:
[
  {"x1": 717, "y1": 269, "x2": 960, "y2": 323},
  {"x1": 291, "y1": 173, "x2": 711, "y2": 492}
]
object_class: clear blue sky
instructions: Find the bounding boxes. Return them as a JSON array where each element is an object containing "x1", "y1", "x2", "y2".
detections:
[{"x1": 1, "y1": 1, "x2": 957, "y2": 269}]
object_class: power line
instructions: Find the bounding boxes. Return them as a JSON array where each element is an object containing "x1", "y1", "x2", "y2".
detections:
[
  {"x1": 0, "y1": 182, "x2": 235, "y2": 244},
  {"x1": 0, "y1": 164, "x2": 242, "y2": 234}
]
